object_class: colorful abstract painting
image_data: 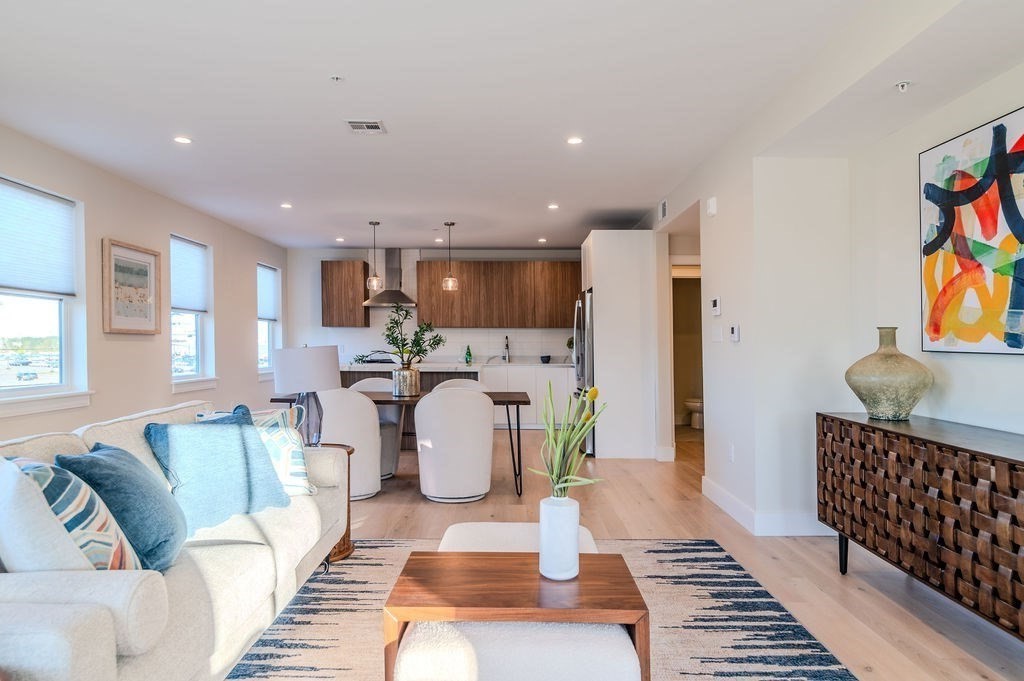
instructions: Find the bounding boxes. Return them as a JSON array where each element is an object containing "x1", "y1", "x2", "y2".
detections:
[{"x1": 920, "y1": 106, "x2": 1024, "y2": 354}]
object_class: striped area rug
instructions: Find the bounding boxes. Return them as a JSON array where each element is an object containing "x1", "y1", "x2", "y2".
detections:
[{"x1": 229, "y1": 539, "x2": 855, "y2": 680}]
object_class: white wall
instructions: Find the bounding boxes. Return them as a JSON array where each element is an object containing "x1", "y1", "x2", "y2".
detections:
[
  {"x1": 0, "y1": 124, "x2": 287, "y2": 440},
  {"x1": 849, "y1": 61, "x2": 1024, "y2": 434},
  {"x1": 653, "y1": 0, "x2": 964, "y2": 535},
  {"x1": 285, "y1": 248, "x2": 575, "y2": 364},
  {"x1": 583, "y1": 230, "x2": 673, "y2": 460}
]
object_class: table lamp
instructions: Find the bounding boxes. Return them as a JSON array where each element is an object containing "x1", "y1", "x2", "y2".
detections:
[{"x1": 273, "y1": 345, "x2": 341, "y2": 445}]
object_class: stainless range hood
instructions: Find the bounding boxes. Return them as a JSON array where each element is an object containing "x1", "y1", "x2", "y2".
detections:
[{"x1": 363, "y1": 248, "x2": 416, "y2": 307}]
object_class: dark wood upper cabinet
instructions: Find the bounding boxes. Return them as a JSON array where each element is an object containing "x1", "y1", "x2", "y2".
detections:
[
  {"x1": 321, "y1": 260, "x2": 370, "y2": 327},
  {"x1": 416, "y1": 259, "x2": 580, "y2": 328},
  {"x1": 533, "y1": 261, "x2": 582, "y2": 328}
]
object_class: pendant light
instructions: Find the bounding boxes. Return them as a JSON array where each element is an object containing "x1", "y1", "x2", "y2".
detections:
[
  {"x1": 366, "y1": 221, "x2": 383, "y2": 292},
  {"x1": 441, "y1": 221, "x2": 458, "y2": 292}
]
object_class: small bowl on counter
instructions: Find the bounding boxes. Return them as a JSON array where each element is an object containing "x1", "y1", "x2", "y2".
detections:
[{"x1": 540, "y1": 355, "x2": 551, "y2": 364}]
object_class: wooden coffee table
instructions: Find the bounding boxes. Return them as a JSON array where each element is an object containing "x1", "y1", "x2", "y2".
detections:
[{"x1": 383, "y1": 551, "x2": 650, "y2": 681}]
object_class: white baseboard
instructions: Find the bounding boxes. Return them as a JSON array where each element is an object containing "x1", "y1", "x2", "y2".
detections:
[
  {"x1": 701, "y1": 476, "x2": 756, "y2": 534},
  {"x1": 701, "y1": 476, "x2": 834, "y2": 537},
  {"x1": 655, "y1": 445, "x2": 675, "y2": 462}
]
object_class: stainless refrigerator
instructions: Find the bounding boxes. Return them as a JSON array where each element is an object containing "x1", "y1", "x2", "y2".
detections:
[{"x1": 572, "y1": 288, "x2": 595, "y2": 455}]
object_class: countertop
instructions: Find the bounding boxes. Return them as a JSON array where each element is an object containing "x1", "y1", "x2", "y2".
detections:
[{"x1": 341, "y1": 356, "x2": 572, "y2": 371}]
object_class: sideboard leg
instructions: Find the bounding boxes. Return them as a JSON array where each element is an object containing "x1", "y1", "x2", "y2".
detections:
[{"x1": 838, "y1": 534, "x2": 849, "y2": 575}]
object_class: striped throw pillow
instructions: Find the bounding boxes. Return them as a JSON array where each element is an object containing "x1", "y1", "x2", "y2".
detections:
[
  {"x1": 0, "y1": 457, "x2": 142, "y2": 572},
  {"x1": 251, "y1": 408, "x2": 315, "y2": 496}
]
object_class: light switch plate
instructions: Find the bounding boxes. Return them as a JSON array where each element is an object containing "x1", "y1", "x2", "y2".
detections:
[
  {"x1": 710, "y1": 297, "x2": 721, "y2": 316},
  {"x1": 729, "y1": 324, "x2": 741, "y2": 342}
]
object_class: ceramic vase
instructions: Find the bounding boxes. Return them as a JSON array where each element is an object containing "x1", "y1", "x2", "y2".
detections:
[
  {"x1": 539, "y1": 495, "x2": 580, "y2": 580},
  {"x1": 392, "y1": 367, "x2": 420, "y2": 396},
  {"x1": 844, "y1": 327, "x2": 933, "y2": 421}
]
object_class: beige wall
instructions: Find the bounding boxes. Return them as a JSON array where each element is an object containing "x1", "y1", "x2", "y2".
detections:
[
  {"x1": 0, "y1": 124, "x2": 286, "y2": 440},
  {"x1": 672, "y1": 278, "x2": 702, "y2": 423}
]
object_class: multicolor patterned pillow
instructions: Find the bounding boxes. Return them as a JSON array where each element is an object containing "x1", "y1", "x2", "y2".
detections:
[
  {"x1": 0, "y1": 457, "x2": 142, "y2": 572},
  {"x1": 250, "y1": 408, "x2": 315, "y2": 496},
  {"x1": 197, "y1": 406, "x2": 314, "y2": 496}
]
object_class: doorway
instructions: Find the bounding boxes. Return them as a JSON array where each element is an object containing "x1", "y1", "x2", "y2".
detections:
[{"x1": 672, "y1": 274, "x2": 703, "y2": 473}]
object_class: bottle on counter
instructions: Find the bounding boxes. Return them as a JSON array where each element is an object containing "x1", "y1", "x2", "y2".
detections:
[{"x1": 465, "y1": 345, "x2": 473, "y2": 365}]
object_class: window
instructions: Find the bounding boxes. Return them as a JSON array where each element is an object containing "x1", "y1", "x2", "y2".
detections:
[
  {"x1": 170, "y1": 235, "x2": 212, "y2": 382},
  {"x1": 0, "y1": 176, "x2": 86, "y2": 407},
  {"x1": 256, "y1": 264, "x2": 280, "y2": 372}
]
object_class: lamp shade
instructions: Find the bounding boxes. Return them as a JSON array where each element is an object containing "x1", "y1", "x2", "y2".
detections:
[{"x1": 272, "y1": 346, "x2": 342, "y2": 394}]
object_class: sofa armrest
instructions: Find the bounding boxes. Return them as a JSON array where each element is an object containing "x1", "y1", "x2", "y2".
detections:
[
  {"x1": 0, "y1": 570, "x2": 168, "y2": 657},
  {"x1": 0, "y1": 602, "x2": 117, "y2": 681},
  {"x1": 305, "y1": 444, "x2": 351, "y2": 489}
]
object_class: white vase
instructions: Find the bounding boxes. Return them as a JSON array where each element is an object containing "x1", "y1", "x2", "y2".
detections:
[{"x1": 539, "y1": 495, "x2": 580, "y2": 580}]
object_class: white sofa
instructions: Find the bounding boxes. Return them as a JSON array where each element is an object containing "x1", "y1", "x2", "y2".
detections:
[{"x1": 0, "y1": 401, "x2": 351, "y2": 681}]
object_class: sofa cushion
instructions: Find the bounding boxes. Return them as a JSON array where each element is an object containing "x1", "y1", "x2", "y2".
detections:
[
  {"x1": 199, "y1": 405, "x2": 315, "y2": 496},
  {"x1": 0, "y1": 569, "x2": 169, "y2": 656},
  {"x1": 0, "y1": 457, "x2": 141, "y2": 571},
  {"x1": 143, "y1": 422, "x2": 290, "y2": 536},
  {"x1": 56, "y1": 444, "x2": 187, "y2": 571},
  {"x1": 76, "y1": 401, "x2": 213, "y2": 481},
  {"x1": 0, "y1": 432, "x2": 89, "y2": 465},
  {"x1": 189, "y1": 495, "x2": 323, "y2": 602}
]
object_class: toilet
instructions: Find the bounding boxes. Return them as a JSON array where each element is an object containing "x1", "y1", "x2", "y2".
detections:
[{"x1": 683, "y1": 397, "x2": 704, "y2": 429}]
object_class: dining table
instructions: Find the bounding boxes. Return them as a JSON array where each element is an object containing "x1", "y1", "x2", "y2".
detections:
[{"x1": 271, "y1": 390, "x2": 532, "y2": 496}]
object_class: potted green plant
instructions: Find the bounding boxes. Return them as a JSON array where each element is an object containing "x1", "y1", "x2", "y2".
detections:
[
  {"x1": 529, "y1": 382, "x2": 606, "y2": 580},
  {"x1": 354, "y1": 304, "x2": 445, "y2": 396}
]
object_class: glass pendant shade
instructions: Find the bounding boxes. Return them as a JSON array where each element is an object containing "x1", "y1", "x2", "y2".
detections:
[
  {"x1": 366, "y1": 273, "x2": 383, "y2": 292},
  {"x1": 442, "y1": 221, "x2": 457, "y2": 292},
  {"x1": 366, "y1": 220, "x2": 382, "y2": 292}
]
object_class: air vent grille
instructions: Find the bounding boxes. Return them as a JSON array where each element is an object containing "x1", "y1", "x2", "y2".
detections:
[{"x1": 347, "y1": 120, "x2": 387, "y2": 135}]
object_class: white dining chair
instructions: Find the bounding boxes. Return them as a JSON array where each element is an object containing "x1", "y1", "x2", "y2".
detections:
[
  {"x1": 318, "y1": 387, "x2": 382, "y2": 500},
  {"x1": 414, "y1": 389, "x2": 494, "y2": 503},
  {"x1": 434, "y1": 378, "x2": 489, "y2": 391},
  {"x1": 350, "y1": 377, "x2": 402, "y2": 479}
]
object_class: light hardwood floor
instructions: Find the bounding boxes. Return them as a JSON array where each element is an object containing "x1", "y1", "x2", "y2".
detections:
[{"x1": 351, "y1": 429, "x2": 1024, "y2": 680}]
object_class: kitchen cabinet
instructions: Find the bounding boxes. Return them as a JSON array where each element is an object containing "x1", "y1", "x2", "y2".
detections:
[
  {"x1": 321, "y1": 260, "x2": 370, "y2": 327},
  {"x1": 532, "y1": 261, "x2": 582, "y2": 328},
  {"x1": 480, "y1": 365, "x2": 574, "y2": 429},
  {"x1": 416, "y1": 260, "x2": 580, "y2": 328}
]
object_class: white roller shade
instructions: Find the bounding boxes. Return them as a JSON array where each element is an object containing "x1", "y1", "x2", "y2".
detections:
[
  {"x1": 170, "y1": 235, "x2": 209, "y2": 312},
  {"x1": 0, "y1": 177, "x2": 77, "y2": 296},
  {"x1": 257, "y1": 264, "x2": 279, "y2": 321}
]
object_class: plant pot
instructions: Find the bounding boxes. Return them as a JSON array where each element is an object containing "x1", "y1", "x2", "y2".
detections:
[
  {"x1": 392, "y1": 367, "x2": 420, "y2": 396},
  {"x1": 845, "y1": 326, "x2": 933, "y2": 420},
  {"x1": 539, "y1": 495, "x2": 580, "y2": 580}
]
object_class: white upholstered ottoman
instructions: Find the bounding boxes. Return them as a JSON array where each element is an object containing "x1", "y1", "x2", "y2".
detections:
[{"x1": 392, "y1": 522, "x2": 642, "y2": 681}]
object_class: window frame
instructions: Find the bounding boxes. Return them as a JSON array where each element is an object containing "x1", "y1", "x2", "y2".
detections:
[
  {"x1": 169, "y1": 234, "x2": 216, "y2": 391},
  {"x1": 0, "y1": 175, "x2": 89, "y2": 418},
  {"x1": 256, "y1": 263, "x2": 281, "y2": 379}
]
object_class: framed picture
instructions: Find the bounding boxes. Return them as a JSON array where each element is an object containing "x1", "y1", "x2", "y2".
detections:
[
  {"x1": 920, "y1": 105, "x2": 1024, "y2": 354},
  {"x1": 102, "y1": 238, "x2": 161, "y2": 334}
]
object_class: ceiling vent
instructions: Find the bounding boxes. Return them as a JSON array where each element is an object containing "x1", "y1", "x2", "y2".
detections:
[{"x1": 347, "y1": 120, "x2": 387, "y2": 135}]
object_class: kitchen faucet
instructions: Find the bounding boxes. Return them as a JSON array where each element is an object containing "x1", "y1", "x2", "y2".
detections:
[{"x1": 502, "y1": 336, "x2": 510, "y2": 363}]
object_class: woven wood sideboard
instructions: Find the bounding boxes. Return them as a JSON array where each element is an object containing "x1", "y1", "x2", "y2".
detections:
[{"x1": 816, "y1": 412, "x2": 1024, "y2": 640}]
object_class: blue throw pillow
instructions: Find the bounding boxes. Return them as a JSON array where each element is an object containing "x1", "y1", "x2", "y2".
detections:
[
  {"x1": 55, "y1": 444, "x2": 186, "y2": 572},
  {"x1": 143, "y1": 422, "x2": 289, "y2": 536}
]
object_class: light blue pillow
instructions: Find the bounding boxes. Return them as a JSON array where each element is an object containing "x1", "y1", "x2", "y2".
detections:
[
  {"x1": 56, "y1": 443, "x2": 187, "y2": 572},
  {"x1": 143, "y1": 422, "x2": 289, "y2": 536}
]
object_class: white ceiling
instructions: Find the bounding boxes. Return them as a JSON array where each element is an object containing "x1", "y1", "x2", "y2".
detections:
[{"x1": 0, "y1": 0, "x2": 858, "y2": 249}]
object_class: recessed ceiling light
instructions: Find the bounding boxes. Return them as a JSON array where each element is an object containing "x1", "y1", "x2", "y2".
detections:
[
  {"x1": 280, "y1": 203, "x2": 293, "y2": 209},
  {"x1": 173, "y1": 136, "x2": 192, "y2": 144},
  {"x1": 335, "y1": 237, "x2": 345, "y2": 242},
  {"x1": 434, "y1": 238, "x2": 444, "y2": 243},
  {"x1": 548, "y1": 203, "x2": 559, "y2": 210},
  {"x1": 566, "y1": 136, "x2": 583, "y2": 145},
  {"x1": 538, "y1": 238, "x2": 548, "y2": 243}
]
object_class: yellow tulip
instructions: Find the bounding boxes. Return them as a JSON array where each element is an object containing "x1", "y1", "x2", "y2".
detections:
[
  {"x1": 583, "y1": 411, "x2": 592, "y2": 422},
  {"x1": 586, "y1": 387, "x2": 599, "y2": 402}
]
